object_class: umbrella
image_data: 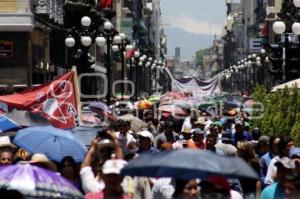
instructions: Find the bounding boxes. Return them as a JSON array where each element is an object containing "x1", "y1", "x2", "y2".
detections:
[
  {"x1": 89, "y1": 106, "x2": 116, "y2": 123},
  {"x1": 158, "y1": 104, "x2": 186, "y2": 115},
  {"x1": 198, "y1": 101, "x2": 217, "y2": 110},
  {"x1": 13, "y1": 126, "x2": 87, "y2": 163},
  {"x1": 148, "y1": 95, "x2": 160, "y2": 102},
  {"x1": 5, "y1": 109, "x2": 51, "y2": 127},
  {"x1": 243, "y1": 99, "x2": 255, "y2": 114},
  {"x1": 0, "y1": 109, "x2": 52, "y2": 132},
  {"x1": 0, "y1": 115, "x2": 19, "y2": 132},
  {"x1": 118, "y1": 114, "x2": 148, "y2": 132},
  {"x1": 173, "y1": 101, "x2": 192, "y2": 110},
  {"x1": 0, "y1": 163, "x2": 83, "y2": 198},
  {"x1": 82, "y1": 113, "x2": 101, "y2": 126},
  {"x1": 136, "y1": 100, "x2": 153, "y2": 110},
  {"x1": 224, "y1": 99, "x2": 241, "y2": 110},
  {"x1": 244, "y1": 99, "x2": 254, "y2": 107},
  {"x1": 121, "y1": 149, "x2": 258, "y2": 179},
  {"x1": 70, "y1": 126, "x2": 99, "y2": 147},
  {"x1": 89, "y1": 101, "x2": 110, "y2": 112}
]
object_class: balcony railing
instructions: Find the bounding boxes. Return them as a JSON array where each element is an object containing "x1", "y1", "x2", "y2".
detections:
[{"x1": 0, "y1": 0, "x2": 31, "y2": 13}]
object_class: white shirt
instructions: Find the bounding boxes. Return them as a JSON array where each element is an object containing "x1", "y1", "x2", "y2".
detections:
[
  {"x1": 181, "y1": 116, "x2": 192, "y2": 132},
  {"x1": 230, "y1": 190, "x2": 243, "y2": 199},
  {"x1": 152, "y1": 178, "x2": 175, "y2": 199},
  {"x1": 79, "y1": 166, "x2": 105, "y2": 193},
  {"x1": 264, "y1": 156, "x2": 280, "y2": 185}
]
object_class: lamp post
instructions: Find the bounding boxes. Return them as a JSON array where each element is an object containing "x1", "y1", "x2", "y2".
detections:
[
  {"x1": 65, "y1": 16, "x2": 99, "y2": 99},
  {"x1": 65, "y1": 16, "x2": 94, "y2": 73},
  {"x1": 137, "y1": 55, "x2": 149, "y2": 96},
  {"x1": 112, "y1": 33, "x2": 133, "y2": 98},
  {"x1": 94, "y1": 21, "x2": 116, "y2": 105},
  {"x1": 259, "y1": 48, "x2": 266, "y2": 86},
  {"x1": 150, "y1": 59, "x2": 156, "y2": 94},
  {"x1": 133, "y1": 50, "x2": 140, "y2": 99},
  {"x1": 271, "y1": 18, "x2": 300, "y2": 82}
]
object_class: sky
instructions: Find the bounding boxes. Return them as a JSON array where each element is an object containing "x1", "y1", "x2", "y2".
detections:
[{"x1": 160, "y1": 0, "x2": 227, "y2": 60}]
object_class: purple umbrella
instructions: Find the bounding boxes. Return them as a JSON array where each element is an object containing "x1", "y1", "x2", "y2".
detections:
[
  {"x1": 0, "y1": 163, "x2": 83, "y2": 199},
  {"x1": 89, "y1": 101, "x2": 111, "y2": 112}
]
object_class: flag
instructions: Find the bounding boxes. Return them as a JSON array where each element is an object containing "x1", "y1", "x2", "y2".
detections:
[
  {"x1": 0, "y1": 71, "x2": 79, "y2": 129},
  {"x1": 100, "y1": 0, "x2": 112, "y2": 8},
  {"x1": 125, "y1": 48, "x2": 135, "y2": 60}
]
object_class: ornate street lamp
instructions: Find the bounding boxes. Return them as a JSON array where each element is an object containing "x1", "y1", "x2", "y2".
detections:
[
  {"x1": 133, "y1": 50, "x2": 140, "y2": 98},
  {"x1": 271, "y1": 20, "x2": 300, "y2": 82},
  {"x1": 110, "y1": 33, "x2": 133, "y2": 98},
  {"x1": 94, "y1": 20, "x2": 117, "y2": 105}
]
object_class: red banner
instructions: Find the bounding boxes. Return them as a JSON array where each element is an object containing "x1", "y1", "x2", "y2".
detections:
[
  {"x1": 0, "y1": 71, "x2": 78, "y2": 129},
  {"x1": 100, "y1": 0, "x2": 112, "y2": 8}
]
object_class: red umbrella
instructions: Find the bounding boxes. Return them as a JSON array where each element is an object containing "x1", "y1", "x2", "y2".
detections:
[
  {"x1": 89, "y1": 106, "x2": 116, "y2": 123},
  {"x1": 160, "y1": 92, "x2": 191, "y2": 105},
  {"x1": 158, "y1": 104, "x2": 186, "y2": 115},
  {"x1": 82, "y1": 113, "x2": 101, "y2": 125}
]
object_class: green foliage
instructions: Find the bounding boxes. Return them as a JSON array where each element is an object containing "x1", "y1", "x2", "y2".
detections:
[
  {"x1": 195, "y1": 47, "x2": 212, "y2": 67},
  {"x1": 252, "y1": 85, "x2": 300, "y2": 145}
]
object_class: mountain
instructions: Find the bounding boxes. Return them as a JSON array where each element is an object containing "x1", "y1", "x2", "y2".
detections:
[{"x1": 165, "y1": 27, "x2": 216, "y2": 60}]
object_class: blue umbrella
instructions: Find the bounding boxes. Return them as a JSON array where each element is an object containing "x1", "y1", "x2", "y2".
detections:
[
  {"x1": 70, "y1": 126, "x2": 99, "y2": 148},
  {"x1": 0, "y1": 115, "x2": 19, "y2": 132},
  {"x1": 14, "y1": 126, "x2": 87, "y2": 163},
  {"x1": 121, "y1": 149, "x2": 258, "y2": 179},
  {"x1": 224, "y1": 99, "x2": 241, "y2": 110}
]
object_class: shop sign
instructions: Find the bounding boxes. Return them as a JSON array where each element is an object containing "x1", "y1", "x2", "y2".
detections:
[{"x1": 0, "y1": 41, "x2": 13, "y2": 57}]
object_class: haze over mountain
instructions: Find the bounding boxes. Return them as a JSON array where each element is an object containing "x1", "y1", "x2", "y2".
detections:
[
  {"x1": 165, "y1": 28, "x2": 215, "y2": 61},
  {"x1": 161, "y1": 0, "x2": 226, "y2": 61}
]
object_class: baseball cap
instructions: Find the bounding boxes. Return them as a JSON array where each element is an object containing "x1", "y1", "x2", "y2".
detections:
[
  {"x1": 138, "y1": 130, "x2": 154, "y2": 142},
  {"x1": 102, "y1": 159, "x2": 127, "y2": 174},
  {"x1": 275, "y1": 157, "x2": 296, "y2": 169},
  {"x1": 289, "y1": 147, "x2": 300, "y2": 158}
]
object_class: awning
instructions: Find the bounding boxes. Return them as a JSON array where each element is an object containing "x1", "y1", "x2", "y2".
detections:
[
  {"x1": 271, "y1": 78, "x2": 300, "y2": 92},
  {"x1": 0, "y1": 13, "x2": 34, "y2": 32}
]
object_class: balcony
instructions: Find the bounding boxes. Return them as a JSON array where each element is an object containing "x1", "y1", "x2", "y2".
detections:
[
  {"x1": 0, "y1": 0, "x2": 33, "y2": 32},
  {"x1": 0, "y1": 0, "x2": 31, "y2": 13}
]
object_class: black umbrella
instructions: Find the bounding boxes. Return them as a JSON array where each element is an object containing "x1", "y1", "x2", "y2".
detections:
[{"x1": 121, "y1": 149, "x2": 258, "y2": 179}]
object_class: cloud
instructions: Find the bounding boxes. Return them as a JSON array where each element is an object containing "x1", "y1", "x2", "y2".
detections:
[{"x1": 166, "y1": 15, "x2": 223, "y2": 36}]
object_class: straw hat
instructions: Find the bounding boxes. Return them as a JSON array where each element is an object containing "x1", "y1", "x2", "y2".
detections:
[
  {"x1": 182, "y1": 127, "x2": 192, "y2": 134},
  {"x1": 29, "y1": 153, "x2": 57, "y2": 172},
  {"x1": 194, "y1": 117, "x2": 207, "y2": 125}
]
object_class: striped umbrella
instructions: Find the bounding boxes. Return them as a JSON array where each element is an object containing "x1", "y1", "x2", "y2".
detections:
[{"x1": 14, "y1": 126, "x2": 87, "y2": 163}]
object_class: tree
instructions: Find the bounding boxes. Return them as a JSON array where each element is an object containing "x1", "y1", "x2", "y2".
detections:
[{"x1": 252, "y1": 84, "x2": 300, "y2": 144}]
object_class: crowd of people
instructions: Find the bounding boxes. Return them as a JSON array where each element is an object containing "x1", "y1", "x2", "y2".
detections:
[{"x1": 0, "y1": 103, "x2": 300, "y2": 199}]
